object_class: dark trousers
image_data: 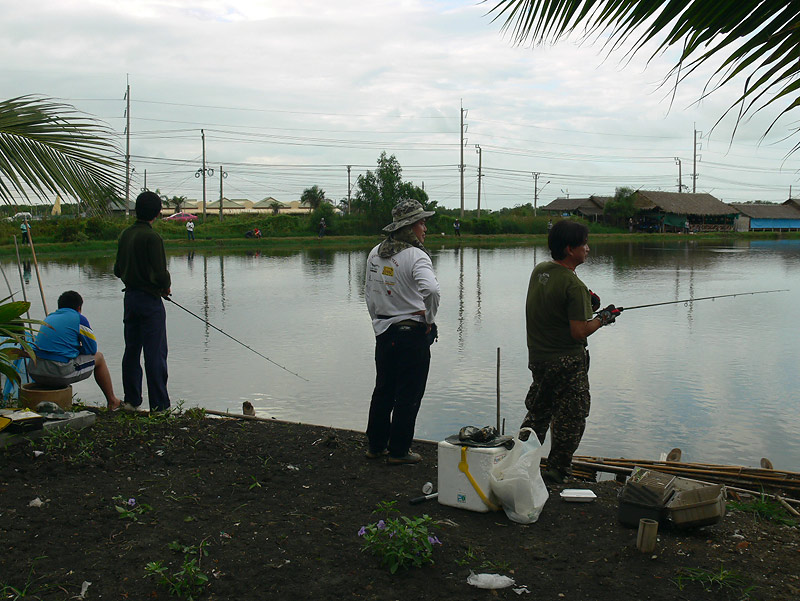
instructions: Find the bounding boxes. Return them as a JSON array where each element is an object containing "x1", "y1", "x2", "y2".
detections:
[
  {"x1": 122, "y1": 289, "x2": 170, "y2": 411},
  {"x1": 367, "y1": 324, "x2": 431, "y2": 458}
]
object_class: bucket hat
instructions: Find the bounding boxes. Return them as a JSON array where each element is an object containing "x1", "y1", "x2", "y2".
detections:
[{"x1": 383, "y1": 199, "x2": 435, "y2": 233}]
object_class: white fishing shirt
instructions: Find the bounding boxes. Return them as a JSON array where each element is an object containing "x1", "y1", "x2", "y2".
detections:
[{"x1": 364, "y1": 244, "x2": 440, "y2": 336}]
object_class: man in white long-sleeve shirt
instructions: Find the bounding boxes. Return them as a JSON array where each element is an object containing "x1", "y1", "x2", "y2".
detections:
[{"x1": 364, "y1": 199, "x2": 440, "y2": 464}]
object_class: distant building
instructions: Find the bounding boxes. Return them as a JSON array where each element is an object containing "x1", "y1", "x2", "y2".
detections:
[
  {"x1": 729, "y1": 202, "x2": 800, "y2": 232},
  {"x1": 542, "y1": 196, "x2": 609, "y2": 221},
  {"x1": 633, "y1": 191, "x2": 736, "y2": 232}
]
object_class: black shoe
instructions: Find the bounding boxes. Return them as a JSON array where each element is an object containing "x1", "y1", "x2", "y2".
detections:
[
  {"x1": 365, "y1": 449, "x2": 389, "y2": 459},
  {"x1": 542, "y1": 468, "x2": 565, "y2": 485}
]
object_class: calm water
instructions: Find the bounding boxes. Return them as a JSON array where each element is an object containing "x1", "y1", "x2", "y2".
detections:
[{"x1": 7, "y1": 239, "x2": 799, "y2": 470}]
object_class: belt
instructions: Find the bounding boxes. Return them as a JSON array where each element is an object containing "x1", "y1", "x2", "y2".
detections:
[{"x1": 394, "y1": 319, "x2": 425, "y2": 328}]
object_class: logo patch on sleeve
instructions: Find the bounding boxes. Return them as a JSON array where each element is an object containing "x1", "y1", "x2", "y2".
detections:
[{"x1": 382, "y1": 266, "x2": 394, "y2": 277}]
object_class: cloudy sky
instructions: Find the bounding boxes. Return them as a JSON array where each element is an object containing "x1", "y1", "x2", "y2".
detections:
[{"x1": 3, "y1": 0, "x2": 798, "y2": 210}]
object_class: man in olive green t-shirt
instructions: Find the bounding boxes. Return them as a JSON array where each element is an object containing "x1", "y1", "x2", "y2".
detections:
[{"x1": 520, "y1": 220, "x2": 619, "y2": 484}]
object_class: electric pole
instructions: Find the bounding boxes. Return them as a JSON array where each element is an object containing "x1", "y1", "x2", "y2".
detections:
[
  {"x1": 124, "y1": 77, "x2": 131, "y2": 216},
  {"x1": 347, "y1": 165, "x2": 351, "y2": 214},
  {"x1": 218, "y1": 166, "x2": 228, "y2": 222},
  {"x1": 674, "y1": 157, "x2": 682, "y2": 193},
  {"x1": 692, "y1": 125, "x2": 702, "y2": 193},
  {"x1": 533, "y1": 172, "x2": 539, "y2": 215},
  {"x1": 460, "y1": 100, "x2": 467, "y2": 218},
  {"x1": 195, "y1": 129, "x2": 213, "y2": 223},
  {"x1": 475, "y1": 144, "x2": 482, "y2": 217}
]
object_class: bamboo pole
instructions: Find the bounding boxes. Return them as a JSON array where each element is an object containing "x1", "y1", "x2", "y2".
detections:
[
  {"x1": 495, "y1": 347, "x2": 500, "y2": 432},
  {"x1": 12, "y1": 236, "x2": 30, "y2": 321},
  {"x1": 23, "y1": 219, "x2": 47, "y2": 315}
]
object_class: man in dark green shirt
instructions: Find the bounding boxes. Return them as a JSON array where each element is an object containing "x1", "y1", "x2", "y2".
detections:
[
  {"x1": 520, "y1": 220, "x2": 619, "y2": 484},
  {"x1": 114, "y1": 191, "x2": 171, "y2": 412}
]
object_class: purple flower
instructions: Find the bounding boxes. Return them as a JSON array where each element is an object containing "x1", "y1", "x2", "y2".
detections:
[
  {"x1": 357, "y1": 526, "x2": 366, "y2": 537},
  {"x1": 127, "y1": 498, "x2": 136, "y2": 507},
  {"x1": 376, "y1": 520, "x2": 386, "y2": 530},
  {"x1": 428, "y1": 535, "x2": 441, "y2": 545}
]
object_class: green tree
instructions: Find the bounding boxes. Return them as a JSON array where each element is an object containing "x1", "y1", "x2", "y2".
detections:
[
  {"x1": 168, "y1": 195, "x2": 187, "y2": 213},
  {"x1": 489, "y1": 1, "x2": 800, "y2": 143},
  {"x1": 0, "y1": 96, "x2": 123, "y2": 211},
  {"x1": 269, "y1": 199, "x2": 283, "y2": 215},
  {"x1": 603, "y1": 187, "x2": 638, "y2": 221},
  {"x1": 351, "y1": 152, "x2": 430, "y2": 225},
  {"x1": 300, "y1": 185, "x2": 326, "y2": 211}
]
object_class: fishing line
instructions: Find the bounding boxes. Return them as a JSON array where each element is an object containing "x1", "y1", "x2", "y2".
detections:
[
  {"x1": 165, "y1": 296, "x2": 309, "y2": 382},
  {"x1": 600, "y1": 289, "x2": 789, "y2": 314}
]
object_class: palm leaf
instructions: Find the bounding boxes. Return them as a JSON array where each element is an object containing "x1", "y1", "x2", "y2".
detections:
[
  {"x1": 0, "y1": 95, "x2": 124, "y2": 212},
  {"x1": 487, "y1": 0, "x2": 800, "y2": 143}
]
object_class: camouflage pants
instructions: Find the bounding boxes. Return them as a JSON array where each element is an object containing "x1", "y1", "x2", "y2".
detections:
[{"x1": 520, "y1": 351, "x2": 590, "y2": 474}]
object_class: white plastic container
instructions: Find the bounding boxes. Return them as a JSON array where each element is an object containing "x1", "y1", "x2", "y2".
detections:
[{"x1": 437, "y1": 440, "x2": 509, "y2": 512}]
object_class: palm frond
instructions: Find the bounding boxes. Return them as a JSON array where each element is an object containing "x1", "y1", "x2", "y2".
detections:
[
  {"x1": 487, "y1": 0, "x2": 800, "y2": 141},
  {"x1": 0, "y1": 95, "x2": 124, "y2": 212}
]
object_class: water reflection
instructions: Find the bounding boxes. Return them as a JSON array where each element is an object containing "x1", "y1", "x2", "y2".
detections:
[{"x1": 6, "y1": 239, "x2": 799, "y2": 469}]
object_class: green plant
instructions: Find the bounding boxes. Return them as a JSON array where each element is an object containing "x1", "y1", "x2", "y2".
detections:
[
  {"x1": 0, "y1": 296, "x2": 40, "y2": 388},
  {"x1": 0, "y1": 96, "x2": 123, "y2": 208},
  {"x1": 728, "y1": 494, "x2": 798, "y2": 527},
  {"x1": 248, "y1": 476, "x2": 262, "y2": 490},
  {"x1": 34, "y1": 427, "x2": 99, "y2": 463},
  {"x1": 357, "y1": 500, "x2": 441, "y2": 573},
  {"x1": 454, "y1": 545, "x2": 478, "y2": 567},
  {"x1": 112, "y1": 495, "x2": 153, "y2": 522},
  {"x1": 145, "y1": 540, "x2": 210, "y2": 601},
  {"x1": 672, "y1": 564, "x2": 755, "y2": 598},
  {"x1": 0, "y1": 555, "x2": 48, "y2": 599}
]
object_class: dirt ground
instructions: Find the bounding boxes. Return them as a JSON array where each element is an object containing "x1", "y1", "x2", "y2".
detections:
[{"x1": 1, "y1": 409, "x2": 798, "y2": 601}]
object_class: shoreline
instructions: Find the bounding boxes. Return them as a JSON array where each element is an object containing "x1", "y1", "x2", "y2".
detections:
[{"x1": 3, "y1": 230, "x2": 798, "y2": 258}]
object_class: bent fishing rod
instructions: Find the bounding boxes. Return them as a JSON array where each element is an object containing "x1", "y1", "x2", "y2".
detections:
[
  {"x1": 600, "y1": 289, "x2": 788, "y2": 314},
  {"x1": 165, "y1": 296, "x2": 309, "y2": 382}
]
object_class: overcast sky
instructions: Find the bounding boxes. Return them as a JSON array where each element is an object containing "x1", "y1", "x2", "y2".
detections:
[{"x1": 3, "y1": 0, "x2": 799, "y2": 210}]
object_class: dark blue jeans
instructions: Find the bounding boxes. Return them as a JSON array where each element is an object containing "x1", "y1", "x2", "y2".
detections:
[
  {"x1": 367, "y1": 323, "x2": 431, "y2": 458},
  {"x1": 122, "y1": 289, "x2": 170, "y2": 411}
]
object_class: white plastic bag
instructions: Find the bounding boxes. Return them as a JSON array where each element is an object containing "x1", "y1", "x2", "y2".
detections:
[
  {"x1": 489, "y1": 429, "x2": 549, "y2": 523},
  {"x1": 467, "y1": 571, "x2": 515, "y2": 589}
]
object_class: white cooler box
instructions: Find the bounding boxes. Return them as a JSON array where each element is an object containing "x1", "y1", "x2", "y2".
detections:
[{"x1": 437, "y1": 440, "x2": 509, "y2": 512}]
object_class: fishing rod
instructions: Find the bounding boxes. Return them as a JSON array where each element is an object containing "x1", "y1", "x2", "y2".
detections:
[
  {"x1": 165, "y1": 296, "x2": 309, "y2": 382},
  {"x1": 603, "y1": 289, "x2": 789, "y2": 314}
]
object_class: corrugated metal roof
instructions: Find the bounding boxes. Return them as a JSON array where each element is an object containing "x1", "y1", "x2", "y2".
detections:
[
  {"x1": 206, "y1": 198, "x2": 246, "y2": 209},
  {"x1": 635, "y1": 191, "x2": 733, "y2": 215},
  {"x1": 543, "y1": 197, "x2": 587, "y2": 211},
  {"x1": 729, "y1": 203, "x2": 800, "y2": 219},
  {"x1": 252, "y1": 196, "x2": 282, "y2": 207}
]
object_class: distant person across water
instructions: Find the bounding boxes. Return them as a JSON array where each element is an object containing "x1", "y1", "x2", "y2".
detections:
[
  {"x1": 28, "y1": 290, "x2": 122, "y2": 411},
  {"x1": 318, "y1": 218, "x2": 327, "y2": 238},
  {"x1": 186, "y1": 220, "x2": 195, "y2": 241},
  {"x1": 20, "y1": 219, "x2": 30, "y2": 244},
  {"x1": 245, "y1": 228, "x2": 262, "y2": 238},
  {"x1": 453, "y1": 219, "x2": 461, "y2": 237}
]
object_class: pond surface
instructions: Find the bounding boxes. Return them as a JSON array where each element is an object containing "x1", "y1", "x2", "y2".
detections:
[{"x1": 7, "y1": 238, "x2": 799, "y2": 470}]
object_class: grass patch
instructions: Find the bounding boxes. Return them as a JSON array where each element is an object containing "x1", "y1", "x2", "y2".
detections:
[
  {"x1": 728, "y1": 493, "x2": 798, "y2": 527},
  {"x1": 672, "y1": 564, "x2": 756, "y2": 599}
]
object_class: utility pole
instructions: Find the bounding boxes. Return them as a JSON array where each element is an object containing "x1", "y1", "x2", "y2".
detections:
[
  {"x1": 475, "y1": 144, "x2": 482, "y2": 217},
  {"x1": 674, "y1": 157, "x2": 682, "y2": 193},
  {"x1": 533, "y1": 172, "x2": 539, "y2": 215},
  {"x1": 347, "y1": 165, "x2": 351, "y2": 214},
  {"x1": 218, "y1": 166, "x2": 228, "y2": 222},
  {"x1": 460, "y1": 100, "x2": 467, "y2": 218},
  {"x1": 692, "y1": 125, "x2": 702, "y2": 193},
  {"x1": 143, "y1": 169, "x2": 147, "y2": 191},
  {"x1": 195, "y1": 129, "x2": 213, "y2": 223},
  {"x1": 124, "y1": 77, "x2": 131, "y2": 216}
]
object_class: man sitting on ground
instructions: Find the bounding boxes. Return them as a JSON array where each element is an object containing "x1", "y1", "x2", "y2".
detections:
[{"x1": 27, "y1": 290, "x2": 122, "y2": 410}]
